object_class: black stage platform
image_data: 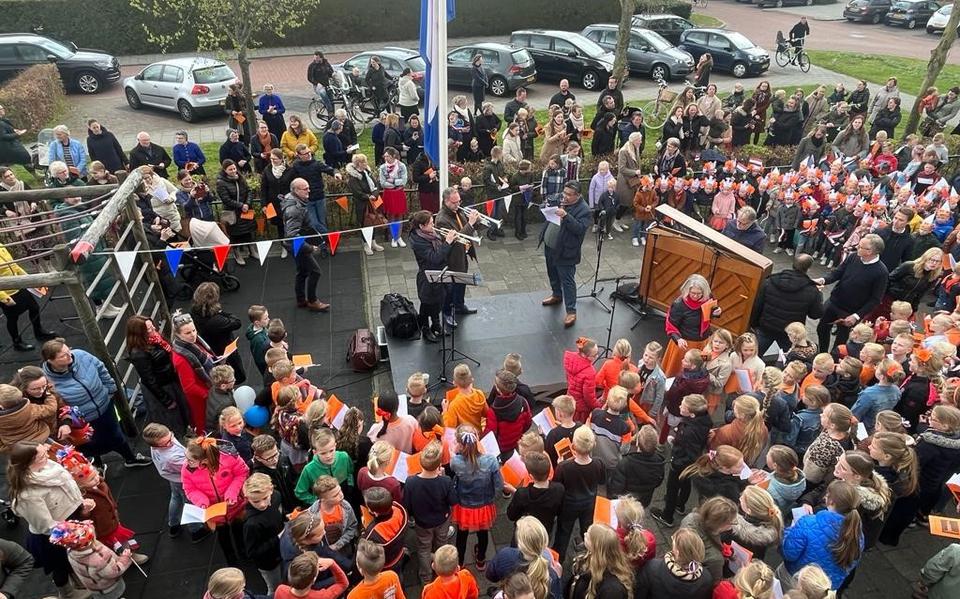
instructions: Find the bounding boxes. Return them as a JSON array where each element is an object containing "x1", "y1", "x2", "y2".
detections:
[
  {"x1": 1, "y1": 250, "x2": 374, "y2": 599},
  {"x1": 387, "y1": 289, "x2": 666, "y2": 395}
]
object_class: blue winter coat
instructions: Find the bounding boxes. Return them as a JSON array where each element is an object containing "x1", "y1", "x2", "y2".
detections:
[
  {"x1": 785, "y1": 408, "x2": 822, "y2": 456},
  {"x1": 851, "y1": 384, "x2": 901, "y2": 432},
  {"x1": 782, "y1": 509, "x2": 863, "y2": 589},
  {"x1": 450, "y1": 453, "x2": 503, "y2": 507},
  {"x1": 172, "y1": 141, "x2": 206, "y2": 170},
  {"x1": 41, "y1": 349, "x2": 116, "y2": 421},
  {"x1": 48, "y1": 138, "x2": 88, "y2": 176}
]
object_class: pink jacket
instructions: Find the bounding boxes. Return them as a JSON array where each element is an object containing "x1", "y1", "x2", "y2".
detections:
[
  {"x1": 712, "y1": 190, "x2": 736, "y2": 218},
  {"x1": 181, "y1": 452, "x2": 249, "y2": 522},
  {"x1": 68, "y1": 540, "x2": 132, "y2": 591},
  {"x1": 564, "y1": 350, "x2": 599, "y2": 423}
]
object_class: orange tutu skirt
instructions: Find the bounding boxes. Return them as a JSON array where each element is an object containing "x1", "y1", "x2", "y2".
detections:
[
  {"x1": 452, "y1": 504, "x2": 496, "y2": 531},
  {"x1": 662, "y1": 338, "x2": 709, "y2": 378}
]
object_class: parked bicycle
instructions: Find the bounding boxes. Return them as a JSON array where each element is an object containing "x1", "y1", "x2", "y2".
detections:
[
  {"x1": 642, "y1": 77, "x2": 706, "y2": 129},
  {"x1": 775, "y1": 31, "x2": 810, "y2": 73},
  {"x1": 308, "y1": 73, "x2": 401, "y2": 134}
]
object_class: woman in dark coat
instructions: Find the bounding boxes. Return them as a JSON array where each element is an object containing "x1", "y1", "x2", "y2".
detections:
[
  {"x1": 219, "y1": 129, "x2": 253, "y2": 175},
  {"x1": 765, "y1": 98, "x2": 803, "y2": 146},
  {"x1": 0, "y1": 105, "x2": 30, "y2": 167},
  {"x1": 365, "y1": 56, "x2": 392, "y2": 115},
  {"x1": 751, "y1": 80, "x2": 772, "y2": 145},
  {"x1": 411, "y1": 152, "x2": 440, "y2": 213},
  {"x1": 661, "y1": 105, "x2": 684, "y2": 147},
  {"x1": 216, "y1": 159, "x2": 256, "y2": 265},
  {"x1": 225, "y1": 83, "x2": 251, "y2": 141},
  {"x1": 475, "y1": 103, "x2": 501, "y2": 158},
  {"x1": 125, "y1": 314, "x2": 190, "y2": 434},
  {"x1": 692, "y1": 53, "x2": 713, "y2": 89},
  {"x1": 86, "y1": 119, "x2": 128, "y2": 173},
  {"x1": 731, "y1": 99, "x2": 755, "y2": 151},
  {"x1": 875, "y1": 249, "x2": 943, "y2": 316},
  {"x1": 403, "y1": 115, "x2": 425, "y2": 164},
  {"x1": 408, "y1": 210, "x2": 455, "y2": 342},
  {"x1": 190, "y1": 282, "x2": 246, "y2": 385},
  {"x1": 260, "y1": 149, "x2": 293, "y2": 247},
  {"x1": 869, "y1": 98, "x2": 902, "y2": 140},
  {"x1": 680, "y1": 104, "x2": 707, "y2": 158},
  {"x1": 590, "y1": 112, "x2": 618, "y2": 157}
]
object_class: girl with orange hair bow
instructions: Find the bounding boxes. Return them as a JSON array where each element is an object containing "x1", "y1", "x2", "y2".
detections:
[
  {"x1": 851, "y1": 357, "x2": 905, "y2": 433},
  {"x1": 564, "y1": 337, "x2": 599, "y2": 423},
  {"x1": 898, "y1": 348, "x2": 944, "y2": 433}
]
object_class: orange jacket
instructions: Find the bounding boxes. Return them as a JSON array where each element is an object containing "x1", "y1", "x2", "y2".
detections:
[
  {"x1": 422, "y1": 570, "x2": 479, "y2": 599},
  {"x1": 595, "y1": 357, "x2": 638, "y2": 398}
]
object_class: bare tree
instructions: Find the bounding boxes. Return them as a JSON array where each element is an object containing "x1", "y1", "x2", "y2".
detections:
[
  {"x1": 904, "y1": 0, "x2": 960, "y2": 136},
  {"x1": 613, "y1": 0, "x2": 638, "y2": 85},
  {"x1": 131, "y1": 0, "x2": 321, "y2": 136}
]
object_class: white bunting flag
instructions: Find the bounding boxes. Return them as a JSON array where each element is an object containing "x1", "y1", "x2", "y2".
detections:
[
  {"x1": 361, "y1": 227, "x2": 374, "y2": 246},
  {"x1": 503, "y1": 194, "x2": 512, "y2": 214},
  {"x1": 255, "y1": 241, "x2": 273, "y2": 266},
  {"x1": 764, "y1": 341, "x2": 782, "y2": 358},
  {"x1": 114, "y1": 251, "x2": 137, "y2": 282}
]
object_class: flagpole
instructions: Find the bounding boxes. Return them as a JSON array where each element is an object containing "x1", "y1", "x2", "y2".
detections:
[{"x1": 437, "y1": 0, "x2": 450, "y2": 193}]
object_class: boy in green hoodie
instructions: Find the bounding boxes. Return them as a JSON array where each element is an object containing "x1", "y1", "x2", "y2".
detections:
[
  {"x1": 245, "y1": 305, "x2": 271, "y2": 379},
  {"x1": 295, "y1": 427, "x2": 354, "y2": 504}
]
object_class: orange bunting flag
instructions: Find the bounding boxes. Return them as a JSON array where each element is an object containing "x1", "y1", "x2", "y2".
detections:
[
  {"x1": 327, "y1": 231, "x2": 341, "y2": 255},
  {"x1": 263, "y1": 203, "x2": 277, "y2": 220},
  {"x1": 335, "y1": 196, "x2": 350, "y2": 212},
  {"x1": 372, "y1": 196, "x2": 384, "y2": 210},
  {"x1": 212, "y1": 245, "x2": 231, "y2": 271},
  {"x1": 485, "y1": 200, "x2": 495, "y2": 216}
]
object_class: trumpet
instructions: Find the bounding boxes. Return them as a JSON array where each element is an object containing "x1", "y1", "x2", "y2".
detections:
[
  {"x1": 459, "y1": 206, "x2": 502, "y2": 229},
  {"x1": 436, "y1": 227, "x2": 482, "y2": 246}
]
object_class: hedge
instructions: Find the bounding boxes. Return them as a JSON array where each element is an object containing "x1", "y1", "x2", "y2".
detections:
[
  {"x1": 2, "y1": 0, "x2": 622, "y2": 56},
  {"x1": 0, "y1": 64, "x2": 65, "y2": 135},
  {"x1": 635, "y1": 0, "x2": 693, "y2": 19}
]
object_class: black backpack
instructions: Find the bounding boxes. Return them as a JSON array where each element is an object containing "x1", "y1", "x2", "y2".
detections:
[{"x1": 379, "y1": 293, "x2": 420, "y2": 339}]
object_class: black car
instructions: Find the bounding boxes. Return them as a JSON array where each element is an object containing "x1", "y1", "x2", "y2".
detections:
[
  {"x1": 844, "y1": 0, "x2": 893, "y2": 23},
  {"x1": 630, "y1": 14, "x2": 695, "y2": 45},
  {"x1": 447, "y1": 43, "x2": 536, "y2": 97},
  {"x1": 885, "y1": 0, "x2": 941, "y2": 27},
  {"x1": 756, "y1": 0, "x2": 816, "y2": 7},
  {"x1": 0, "y1": 33, "x2": 119, "y2": 94},
  {"x1": 509, "y1": 29, "x2": 615, "y2": 90},
  {"x1": 678, "y1": 29, "x2": 770, "y2": 78}
]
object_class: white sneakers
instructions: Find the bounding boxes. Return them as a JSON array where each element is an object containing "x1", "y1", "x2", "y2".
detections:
[
  {"x1": 632, "y1": 238, "x2": 640, "y2": 247},
  {"x1": 397, "y1": 237, "x2": 407, "y2": 248},
  {"x1": 280, "y1": 247, "x2": 288, "y2": 259},
  {"x1": 391, "y1": 239, "x2": 398, "y2": 248},
  {"x1": 613, "y1": 222, "x2": 625, "y2": 233},
  {"x1": 372, "y1": 241, "x2": 385, "y2": 252},
  {"x1": 363, "y1": 244, "x2": 374, "y2": 255},
  {"x1": 99, "y1": 304, "x2": 124, "y2": 319}
]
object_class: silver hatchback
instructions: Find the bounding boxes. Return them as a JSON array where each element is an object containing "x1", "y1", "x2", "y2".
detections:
[{"x1": 123, "y1": 57, "x2": 237, "y2": 122}]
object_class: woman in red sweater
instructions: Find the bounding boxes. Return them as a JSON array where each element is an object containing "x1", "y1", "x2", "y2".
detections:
[{"x1": 564, "y1": 337, "x2": 599, "y2": 423}]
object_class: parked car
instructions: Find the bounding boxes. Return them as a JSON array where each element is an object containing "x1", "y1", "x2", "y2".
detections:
[
  {"x1": 0, "y1": 33, "x2": 119, "y2": 94},
  {"x1": 447, "y1": 43, "x2": 536, "y2": 97},
  {"x1": 844, "y1": 0, "x2": 893, "y2": 23},
  {"x1": 630, "y1": 14, "x2": 695, "y2": 45},
  {"x1": 885, "y1": 0, "x2": 942, "y2": 27},
  {"x1": 509, "y1": 30, "x2": 615, "y2": 90},
  {"x1": 927, "y1": 3, "x2": 958, "y2": 32},
  {"x1": 124, "y1": 58, "x2": 237, "y2": 122},
  {"x1": 756, "y1": 0, "x2": 815, "y2": 7},
  {"x1": 678, "y1": 29, "x2": 769, "y2": 78},
  {"x1": 581, "y1": 24, "x2": 693, "y2": 81}
]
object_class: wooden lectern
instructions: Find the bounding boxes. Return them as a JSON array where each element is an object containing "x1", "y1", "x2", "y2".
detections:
[{"x1": 638, "y1": 205, "x2": 774, "y2": 335}]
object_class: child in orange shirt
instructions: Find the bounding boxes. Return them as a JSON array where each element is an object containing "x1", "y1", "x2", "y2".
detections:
[
  {"x1": 800, "y1": 353, "x2": 834, "y2": 398},
  {"x1": 595, "y1": 338, "x2": 637, "y2": 399},
  {"x1": 422, "y1": 545, "x2": 479, "y2": 599},
  {"x1": 274, "y1": 551, "x2": 349, "y2": 599},
  {"x1": 346, "y1": 539, "x2": 406, "y2": 599},
  {"x1": 442, "y1": 364, "x2": 486, "y2": 430}
]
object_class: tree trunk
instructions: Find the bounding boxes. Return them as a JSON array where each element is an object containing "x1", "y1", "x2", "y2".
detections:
[
  {"x1": 613, "y1": 0, "x2": 637, "y2": 85},
  {"x1": 237, "y1": 44, "x2": 259, "y2": 147},
  {"x1": 904, "y1": 0, "x2": 960, "y2": 137}
]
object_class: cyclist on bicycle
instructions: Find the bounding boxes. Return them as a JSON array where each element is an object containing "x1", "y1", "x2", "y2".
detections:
[
  {"x1": 789, "y1": 17, "x2": 809, "y2": 57},
  {"x1": 307, "y1": 51, "x2": 335, "y2": 114}
]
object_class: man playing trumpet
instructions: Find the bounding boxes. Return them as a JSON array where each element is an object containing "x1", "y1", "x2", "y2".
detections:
[
  {"x1": 434, "y1": 186, "x2": 481, "y2": 328},
  {"x1": 408, "y1": 210, "x2": 460, "y2": 343}
]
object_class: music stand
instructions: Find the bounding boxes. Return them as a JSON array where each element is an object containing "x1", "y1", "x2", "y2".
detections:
[{"x1": 424, "y1": 268, "x2": 481, "y2": 392}]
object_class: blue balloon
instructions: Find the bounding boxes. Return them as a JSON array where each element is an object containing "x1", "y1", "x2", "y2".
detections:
[{"x1": 243, "y1": 405, "x2": 269, "y2": 428}]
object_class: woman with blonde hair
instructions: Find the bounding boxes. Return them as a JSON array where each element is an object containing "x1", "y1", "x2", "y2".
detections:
[
  {"x1": 635, "y1": 528, "x2": 713, "y2": 598},
  {"x1": 713, "y1": 560, "x2": 776, "y2": 599},
  {"x1": 614, "y1": 131, "x2": 644, "y2": 231},
  {"x1": 703, "y1": 329, "x2": 734, "y2": 421},
  {"x1": 595, "y1": 338, "x2": 637, "y2": 399},
  {"x1": 356, "y1": 440, "x2": 402, "y2": 503},
  {"x1": 662, "y1": 274, "x2": 721, "y2": 376},
  {"x1": 870, "y1": 431, "x2": 919, "y2": 546},
  {"x1": 732, "y1": 486, "x2": 784, "y2": 560},
  {"x1": 485, "y1": 516, "x2": 561, "y2": 599},
  {"x1": 877, "y1": 247, "x2": 944, "y2": 316},
  {"x1": 830, "y1": 450, "x2": 891, "y2": 550},
  {"x1": 566, "y1": 523, "x2": 634, "y2": 599},
  {"x1": 614, "y1": 496, "x2": 656, "y2": 568},
  {"x1": 711, "y1": 394, "x2": 768, "y2": 465}
]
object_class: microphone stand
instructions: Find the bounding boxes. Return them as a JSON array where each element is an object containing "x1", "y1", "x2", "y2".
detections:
[{"x1": 576, "y1": 210, "x2": 611, "y2": 312}]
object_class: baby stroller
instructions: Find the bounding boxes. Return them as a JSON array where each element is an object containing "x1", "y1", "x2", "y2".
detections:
[{"x1": 175, "y1": 218, "x2": 241, "y2": 293}]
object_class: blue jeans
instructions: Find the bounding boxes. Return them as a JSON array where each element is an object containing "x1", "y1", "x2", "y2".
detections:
[
  {"x1": 545, "y1": 250, "x2": 577, "y2": 314},
  {"x1": 632, "y1": 219, "x2": 652, "y2": 240},
  {"x1": 315, "y1": 85, "x2": 334, "y2": 114},
  {"x1": 169, "y1": 482, "x2": 202, "y2": 532},
  {"x1": 85, "y1": 408, "x2": 135, "y2": 461},
  {"x1": 306, "y1": 199, "x2": 328, "y2": 235},
  {"x1": 443, "y1": 283, "x2": 466, "y2": 316}
]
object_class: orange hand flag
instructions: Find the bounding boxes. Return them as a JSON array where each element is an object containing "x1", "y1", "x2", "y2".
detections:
[
  {"x1": 485, "y1": 200, "x2": 495, "y2": 216},
  {"x1": 326, "y1": 231, "x2": 341, "y2": 255},
  {"x1": 371, "y1": 196, "x2": 384, "y2": 210},
  {"x1": 240, "y1": 209, "x2": 255, "y2": 220},
  {"x1": 212, "y1": 245, "x2": 231, "y2": 271},
  {"x1": 593, "y1": 496, "x2": 620, "y2": 528},
  {"x1": 701, "y1": 298, "x2": 718, "y2": 323},
  {"x1": 263, "y1": 203, "x2": 277, "y2": 220},
  {"x1": 335, "y1": 196, "x2": 349, "y2": 212}
]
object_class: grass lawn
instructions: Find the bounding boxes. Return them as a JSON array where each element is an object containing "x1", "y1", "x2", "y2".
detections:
[
  {"x1": 805, "y1": 50, "x2": 960, "y2": 98},
  {"x1": 690, "y1": 12, "x2": 725, "y2": 28}
]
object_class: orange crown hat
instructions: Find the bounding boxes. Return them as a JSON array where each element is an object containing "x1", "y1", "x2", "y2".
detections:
[
  {"x1": 688, "y1": 177, "x2": 700, "y2": 192},
  {"x1": 768, "y1": 168, "x2": 781, "y2": 186},
  {"x1": 49, "y1": 520, "x2": 96, "y2": 551},
  {"x1": 915, "y1": 348, "x2": 933, "y2": 364},
  {"x1": 658, "y1": 176, "x2": 671, "y2": 189},
  {"x1": 723, "y1": 160, "x2": 736, "y2": 173},
  {"x1": 885, "y1": 362, "x2": 903, "y2": 378},
  {"x1": 639, "y1": 175, "x2": 653, "y2": 188},
  {"x1": 738, "y1": 183, "x2": 755, "y2": 197},
  {"x1": 702, "y1": 161, "x2": 717, "y2": 173}
]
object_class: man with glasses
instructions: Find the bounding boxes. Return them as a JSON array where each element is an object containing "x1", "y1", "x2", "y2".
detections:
[
  {"x1": 722, "y1": 206, "x2": 765, "y2": 254},
  {"x1": 290, "y1": 143, "x2": 343, "y2": 236},
  {"x1": 282, "y1": 177, "x2": 331, "y2": 312},
  {"x1": 250, "y1": 434, "x2": 298, "y2": 513},
  {"x1": 539, "y1": 180, "x2": 592, "y2": 327}
]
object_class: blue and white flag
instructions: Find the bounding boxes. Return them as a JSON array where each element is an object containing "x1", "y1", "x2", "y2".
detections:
[{"x1": 419, "y1": 0, "x2": 456, "y2": 165}]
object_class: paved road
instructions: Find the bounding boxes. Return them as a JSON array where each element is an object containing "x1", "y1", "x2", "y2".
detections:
[{"x1": 702, "y1": 1, "x2": 951, "y2": 60}]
